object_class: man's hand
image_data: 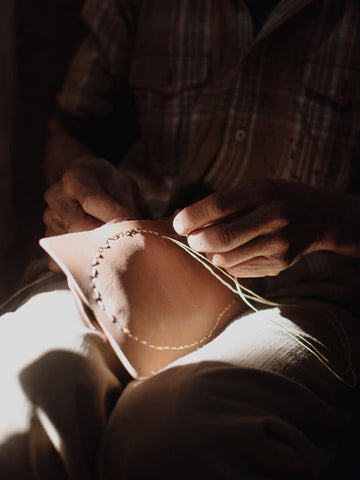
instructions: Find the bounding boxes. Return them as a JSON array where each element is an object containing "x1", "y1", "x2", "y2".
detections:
[
  {"x1": 173, "y1": 179, "x2": 338, "y2": 278},
  {"x1": 44, "y1": 156, "x2": 142, "y2": 236}
]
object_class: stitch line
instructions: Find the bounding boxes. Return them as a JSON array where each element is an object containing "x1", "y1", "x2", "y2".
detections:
[{"x1": 90, "y1": 228, "x2": 237, "y2": 351}]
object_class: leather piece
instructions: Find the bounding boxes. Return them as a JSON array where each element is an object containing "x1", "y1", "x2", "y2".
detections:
[{"x1": 40, "y1": 219, "x2": 242, "y2": 378}]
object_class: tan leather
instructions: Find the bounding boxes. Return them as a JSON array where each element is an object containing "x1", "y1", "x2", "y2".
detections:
[{"x1": 40, "y1": 219, "x2": 242, "y2": 378}]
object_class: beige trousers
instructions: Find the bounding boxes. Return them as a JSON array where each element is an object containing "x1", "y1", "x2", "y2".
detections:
[{"x1": 0, "y1": 252, "x2": 359, "y2": 479}]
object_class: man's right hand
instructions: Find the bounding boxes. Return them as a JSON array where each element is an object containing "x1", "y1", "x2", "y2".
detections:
[{"x1": 43, "y1": 156, "x2": 142, "y2": 237}]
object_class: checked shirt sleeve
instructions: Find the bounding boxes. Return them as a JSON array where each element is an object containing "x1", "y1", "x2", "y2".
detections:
[{"x1": 58, "y1": 0, "x2": 138, "y2": 119}]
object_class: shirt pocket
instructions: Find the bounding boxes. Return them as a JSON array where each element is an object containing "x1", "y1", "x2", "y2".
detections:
[
  {"x1": 296, "y1": 62, "x2": 360, "y2": 143},
  {"x1": 129, "y1": 54, "x2": 210, "y2": 96},
  {"x1": 291, "y1": 62, "x2": 360, "y2": 189}
]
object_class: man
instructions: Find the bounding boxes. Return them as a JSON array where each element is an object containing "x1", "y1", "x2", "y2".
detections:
[{"x1": 1, "y1": 1, "x2": 359, "y2": 478}]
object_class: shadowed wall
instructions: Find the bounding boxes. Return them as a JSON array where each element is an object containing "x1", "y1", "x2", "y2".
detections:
[{"x1": 0, "y1": 0, "x2": 84, "y2": 301}]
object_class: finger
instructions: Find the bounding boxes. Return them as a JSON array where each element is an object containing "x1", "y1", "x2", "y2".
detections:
[
  {"x1": 173, "y1": 179, "x2": 274, "y2": 234},
  {"x1": 45, "y1": 183, "x2": 80, "y2": 222},
  {"x1": 45, "y1": 180, "x2": 105, "y2": 233},
  {"x1": 44, "y1": 182, "x2": 65, "y2": 209},
  {"x1": 44, "y1": 212, "x2": 67, "y2": 237},
  {"x1": 67, "y1": 214, "x2": 103, "y2": 233},
  {"x1": 82, "y1": 191, "x2": 136, "y2": 223},
  {"x1": 48, "y1": 212, "x2": 102, "y2": 233},
  {"x1": 186, "y1": 205, "x2": 288, "y2": 253},
  {"x1": 44, "y1": 208, "x2": 100, "y2": 236},
  {"x1": 224, "y1": 255, "x2": 287, "y2": 278},
  {"x1": 62, "y1": 170, "x2": 137, "y2": 222},
  {"x1": 43, "y1": 206, "x2": 63, "y2": 229},
  {"x1": 45, "y1": 186, "x2": 102, "y2": 233},
  {"x1": 208, "y1": 232, "x2": 290, "y2": 269}
]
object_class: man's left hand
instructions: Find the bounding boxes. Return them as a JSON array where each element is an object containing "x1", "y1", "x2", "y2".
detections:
[{"x1": 173, "y1": 179, "x2": 335, "y2": 277}]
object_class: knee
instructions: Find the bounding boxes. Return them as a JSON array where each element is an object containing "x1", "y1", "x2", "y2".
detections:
[
  {"x1": 99, "y1": 361, "x2": 327, "y2": 479},
  {"x1": 99, "y1": 362, "x2": 228, "y2": 478}
]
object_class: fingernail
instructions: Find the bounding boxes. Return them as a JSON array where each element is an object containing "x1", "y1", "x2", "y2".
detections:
[
  {"x1": 187, "y1": 233, "x2": 201, "y2": 250},
  {"x1": 210, "y1": 254, "x2": 220, "y2": 266},
  {"x1": 173, "y1": 215, "x2": 184, "y2": 234}
]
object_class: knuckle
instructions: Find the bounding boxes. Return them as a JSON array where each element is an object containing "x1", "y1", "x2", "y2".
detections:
[
  {"x1": 43, "y1": 208, "x2": 64, "y2": 232},
  {"x1": 210, "y1": 253, "x2": 228, "y2": 268},
  {"x1": 43, "y1": 189, "x2": 52, "y2": 205},
  {"x1": 181, "y1": 204, "x2": 207, "y2": 229},
  {"x1": 82, "y1": 191, "x2": 106, "y2": 213},
  {"x1": 82, "y1": 191, "x2": 99, "y2": 207},
  {"x1": 44, "y1": 185, "x2": 58, "y2": 204},
  {"x1": 61, "y1": 168, "x2": 76, "y2": 186},
  {"x1": 271, "y1": 231, "x2": 290, "y2": 251},
  {"x1": 62, "y1": 165, "x2": 87, "y2": 188},
  {"x1": 42, "y1": 208, "x2": 52, "y2": 226},
  {"x1": 211, "y1": 191, "x2": 229, "y2": 215},
  {"x1": 217, "y1": 226, "x2": 235, "y2": 248},
  {"x1": 267, "y1": 254, "x2": 288, "y2": 275},
  {"x1": 263, "y1": 202, "x2": 289, "y2": 231}
]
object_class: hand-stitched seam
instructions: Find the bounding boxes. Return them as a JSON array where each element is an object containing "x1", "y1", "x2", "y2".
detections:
[{"x1": 90, "y1": 228, "x2": 236, "y2": 351}]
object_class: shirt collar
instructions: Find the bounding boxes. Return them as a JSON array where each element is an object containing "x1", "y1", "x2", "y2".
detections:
[{"x1": 254, "y1": 0, "x2": 314, "y2": 44}]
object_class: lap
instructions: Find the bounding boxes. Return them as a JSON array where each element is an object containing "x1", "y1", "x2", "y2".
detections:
[
  {"x1": 1, "y1": 254, "x2": 360, "y2": 479},
  {"x1": 99, "y1": 251, "x2": 360, "y2": 478},
  {"x1": 99, "y1": 361, "x2": 347, "y2": 479}
]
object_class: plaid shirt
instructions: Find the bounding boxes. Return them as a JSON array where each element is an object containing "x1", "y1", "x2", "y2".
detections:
[
  {"x1": 58, "y1": 0, "x2": 360, "y2": 214},
  {"x1": 57, "y1": 1, "x2": 360, "y2": 377}
]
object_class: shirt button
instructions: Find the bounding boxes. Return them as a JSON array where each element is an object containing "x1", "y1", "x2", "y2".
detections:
[{"x1": 235, "y1": 128, "x2": 246, "y2": 142}]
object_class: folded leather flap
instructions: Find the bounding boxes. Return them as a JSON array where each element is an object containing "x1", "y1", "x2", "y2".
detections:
[{"x1": 40, "y1": 219, "x2": 241, "y2": 378}]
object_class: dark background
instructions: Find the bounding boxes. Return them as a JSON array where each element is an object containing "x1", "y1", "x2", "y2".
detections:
[{"x1": 0, "y1": 0, "x2": 84, "y2": 301}]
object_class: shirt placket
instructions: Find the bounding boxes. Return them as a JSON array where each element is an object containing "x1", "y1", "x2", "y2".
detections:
[
  {"x1": 204, "y1": 0, "x2": 315, "y2": 191},
  {"x1": 203, "y1": 2, "x2": 255, "y2": 190}
]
